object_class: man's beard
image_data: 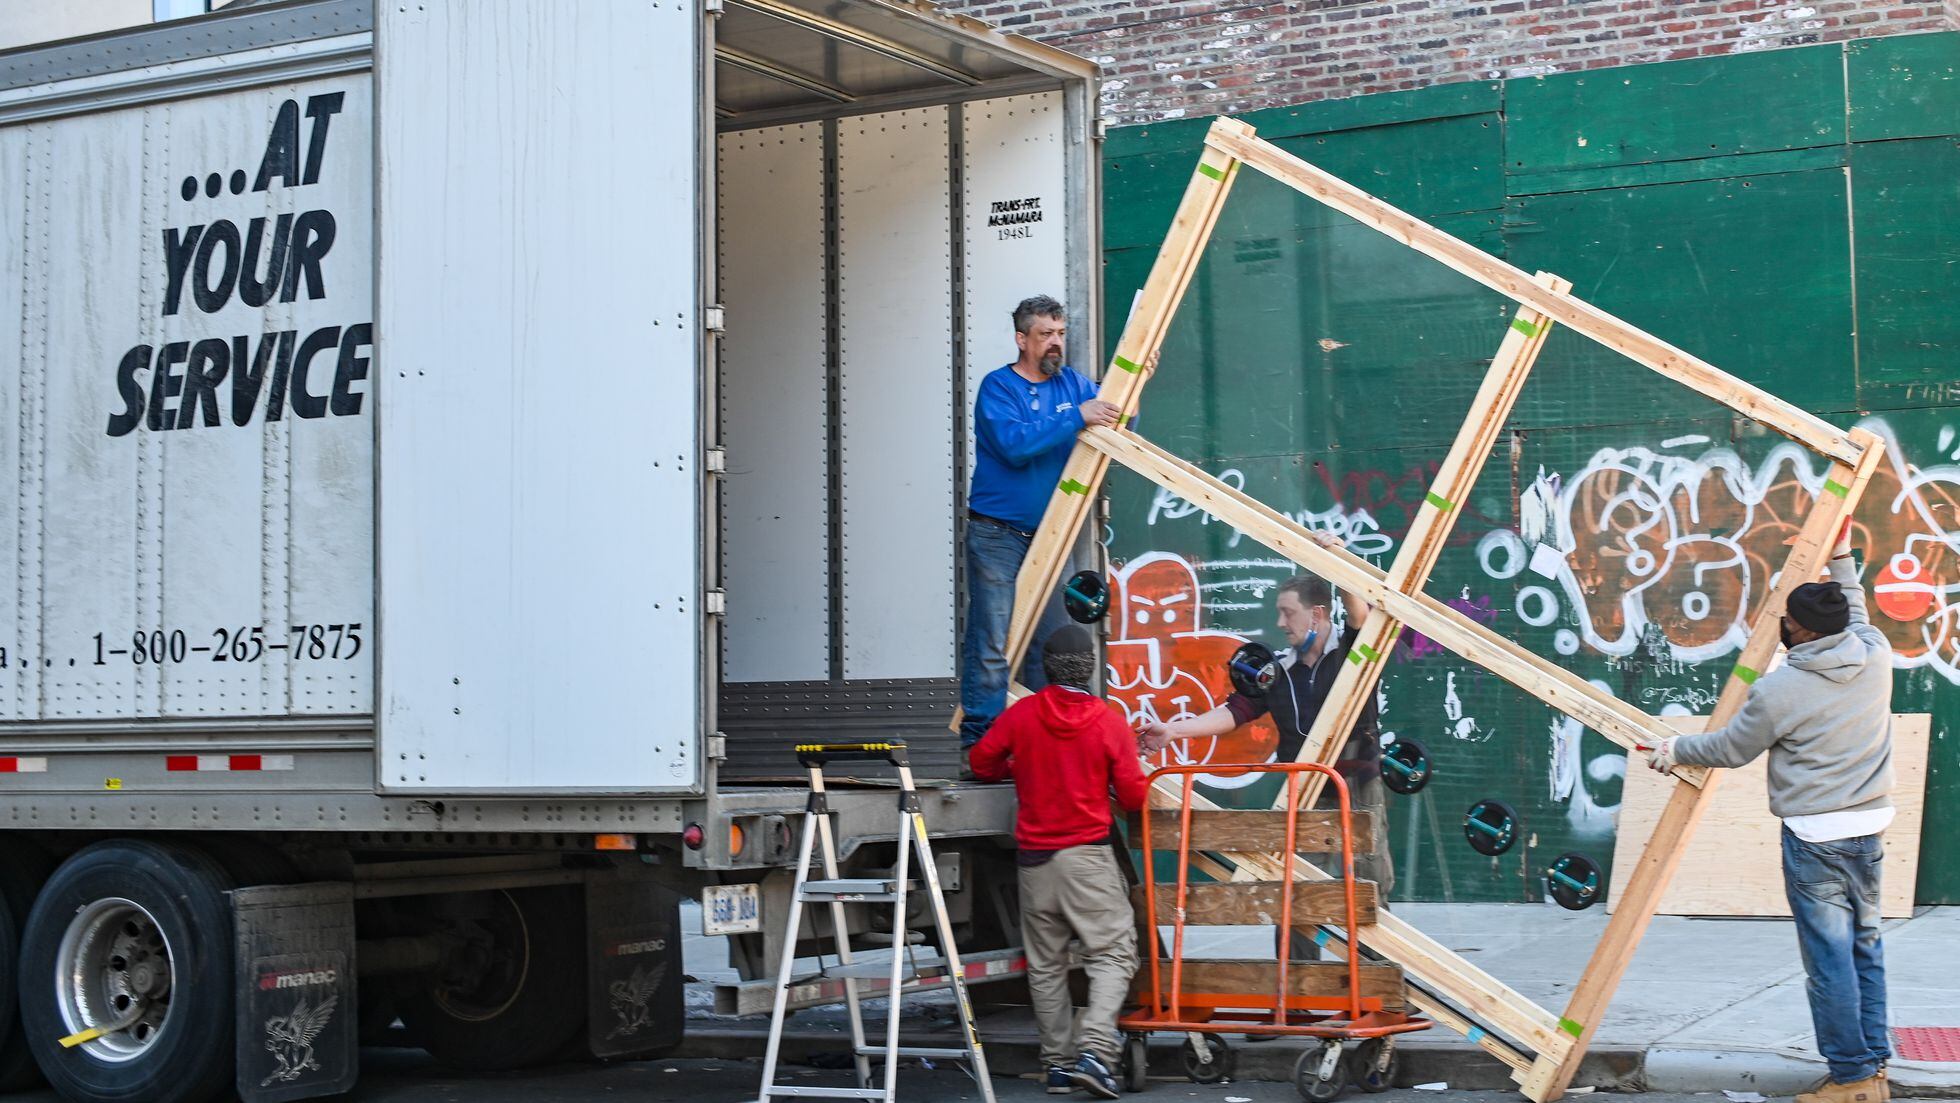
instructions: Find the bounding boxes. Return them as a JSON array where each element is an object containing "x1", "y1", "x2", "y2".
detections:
[
  {"x1": 1780, "y1": 622, "x2": 1796, "y2": 649},
  {"x1": 1039, "y1": 350, "x2": 1062, "y2": 377}
]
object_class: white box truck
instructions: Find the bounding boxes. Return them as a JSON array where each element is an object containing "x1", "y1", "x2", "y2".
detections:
[{"x1": 0, "y1": 2, "x2": 1099, "y2": 1099}]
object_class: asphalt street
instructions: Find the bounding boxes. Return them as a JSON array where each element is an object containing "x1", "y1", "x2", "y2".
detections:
[{"x1": 0, "y1": 1051, "x2": 1838, "y2": 1101}]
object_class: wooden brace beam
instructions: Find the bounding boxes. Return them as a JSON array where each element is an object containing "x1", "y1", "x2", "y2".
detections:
[
  {"x1": 1286, "y1": 271, "x2": 1571, "y2": 810},
  {"x1": 950, "y1": 116, "x2": 1254, "y2": 732},
  {"x1": 1083, "y1": 426, "x2": 1711, "y2": 786},
  {"x1": 1519, "y1": 425, "x2": 1887, "y2": 1101}
]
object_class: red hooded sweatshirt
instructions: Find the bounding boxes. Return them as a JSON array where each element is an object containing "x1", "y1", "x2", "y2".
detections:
[{"x1": 968, "y1": 685, "x2": 1151, "y2": 851}]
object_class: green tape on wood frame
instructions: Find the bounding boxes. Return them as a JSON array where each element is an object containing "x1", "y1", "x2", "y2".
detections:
[
  {"x1": 1197, "y1": 161, "x2": 1226, "y2": 181},
  {"x1": 1059, "y1": 478, "x2": 1091, "y2": 496},
  {"x1": 1113, "y1": 354, "x2": 1142, "y2": 374},
  {"x1": 1732, "y1": 663, "x2": 1760, "y2": 685},
  {"x1": 1823, "y1": 478, "x2": 1850, "y2": 498},
  {"x1": 1425, "y1": 491, "x2": 1455, "y2": 512},
  {"x1": 1559, "y1": 1017, "x2": 1584, "y2": 1039},
  {"x1": 1511, "y1": 316, "x2": 1542, "y2": 338},
  {"x1": 1345, "y1": 642, "x2": 1382, "y2": 665}
]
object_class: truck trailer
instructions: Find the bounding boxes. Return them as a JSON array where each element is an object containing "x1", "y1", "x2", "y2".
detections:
[{"x1": 0, "y1": 1, "x2": 1099, "y2": 1098}]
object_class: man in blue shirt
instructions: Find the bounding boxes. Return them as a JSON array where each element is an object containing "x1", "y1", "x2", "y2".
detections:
[{"x1": 961, "y1": 295, "x2": 1119, "y2": 765}]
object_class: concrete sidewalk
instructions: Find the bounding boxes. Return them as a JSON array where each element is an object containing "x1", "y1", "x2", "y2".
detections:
[{"x1": 681, "y1": 902, "x2": 1960, "y2": 1096}]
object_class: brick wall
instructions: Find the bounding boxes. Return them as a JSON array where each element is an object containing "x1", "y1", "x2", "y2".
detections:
[{"x1": 946, "y1": 0, "x2": 1957, "y2": 125}]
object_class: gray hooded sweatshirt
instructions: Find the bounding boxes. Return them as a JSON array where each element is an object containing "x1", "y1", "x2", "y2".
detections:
[{"x1": 1672, "y1": 558, "x2": 1894, "y2": 818}]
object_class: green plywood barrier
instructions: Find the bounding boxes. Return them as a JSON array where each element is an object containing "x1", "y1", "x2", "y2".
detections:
[
  {"x1": 1852, "y1": 137, "x2": 1960, "y2": 407},
  {"x1": 1100, "y1": 32, "x2": 1960, "y2": 906},
  {"x1": 1848, "y1": 31, "x2": 1960, "y2": 142},
  {"x1": 1504, "y1": 166, "x2": 1858, "y2": 426},
  {"x1": 1505, "y1": 43, "x2": 1848, "y2": 174}
]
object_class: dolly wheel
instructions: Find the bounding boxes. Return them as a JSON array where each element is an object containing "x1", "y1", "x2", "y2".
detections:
[
  {"x1": 1295, "y1": 1041, "x2": 1346, "y2": 1102},
  {"x1": 1122, "y1": 1033, "x2": 1149, "y2": 1092},
  {"x1": 1347, "y1": 1037, "x2": 1396, "y2": 1093},
  {"x1": 1181, "y1": 1034, "x2": 1231, "y2": 1083}
]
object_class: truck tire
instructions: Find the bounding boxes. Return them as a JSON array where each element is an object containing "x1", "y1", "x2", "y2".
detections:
[
  {"x1": 0, "y1": 866, "x2": 16, "y2": 1082},
  {"x1": 17, "y1": 840, "x2": 236, "y2": 1103},
  {"x1": 398, "y1": 886, "x2": 584, "y2": 1070},
  {"x1": 0, "y1": 844, "x2": 53, "y2": 1091}
]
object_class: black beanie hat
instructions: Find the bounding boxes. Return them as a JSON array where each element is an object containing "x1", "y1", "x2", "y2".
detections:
[
  {"x1": 1043, "y1": 623, "x2": 1096, "y2": 662},
  {"x1": 1787, "y1": 581, "x2": 1850, "y2": 636}
]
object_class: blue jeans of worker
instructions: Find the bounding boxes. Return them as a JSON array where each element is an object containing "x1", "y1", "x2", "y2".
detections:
[
  {"x1": 959, "y1": 517, "x2": 1070, "y2": 748},
  {"x1": 1782, "y1": 826, "x2": 1890, "y2": 1084}
]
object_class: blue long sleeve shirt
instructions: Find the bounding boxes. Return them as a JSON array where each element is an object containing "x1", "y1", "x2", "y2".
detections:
[{"x1": 968, "y1": 364, "x2": 1099, "y2": 531}]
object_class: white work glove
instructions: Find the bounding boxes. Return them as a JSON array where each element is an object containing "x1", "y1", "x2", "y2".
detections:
[
  {"x1": 1832, "y1": 519, "x2": 1854, "y2": 561},
  {"x1": 1645, "y1": 737, "x2": 1679, "y2": 776}
]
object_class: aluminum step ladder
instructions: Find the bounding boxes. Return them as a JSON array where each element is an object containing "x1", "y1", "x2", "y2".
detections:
[{"x1": 751, "y1": 742, "x2": 996, "y2": 1103}]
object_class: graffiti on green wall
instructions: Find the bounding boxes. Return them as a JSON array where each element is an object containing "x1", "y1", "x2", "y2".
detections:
[{"x1": 1099, "y1": 33, "x2": 1960, "y2": 903}]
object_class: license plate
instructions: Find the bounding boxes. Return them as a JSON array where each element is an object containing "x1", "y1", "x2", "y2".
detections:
[{"x1": 701, "y1": 883, "x2": 761, "y2": 936}]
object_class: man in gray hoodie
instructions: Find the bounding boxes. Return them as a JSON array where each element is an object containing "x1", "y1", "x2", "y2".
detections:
[{"x1": 1647, "y1": 524, "x2": 1894, "y2": 1103}]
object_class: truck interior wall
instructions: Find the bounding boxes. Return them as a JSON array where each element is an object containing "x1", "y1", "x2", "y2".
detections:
[
  {"x1": 718, "y1": 123, "x2": 830, "y2": 685},
  {"x1": 716, "y1": 91, "x2": 1072, "y2": 780},
  {"x1": 835, "y1": 107, "x2": 959, "y2": 681}
]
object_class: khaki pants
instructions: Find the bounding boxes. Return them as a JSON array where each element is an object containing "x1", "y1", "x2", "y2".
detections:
[
  {"x1": 1311, "y1": 774, "x2": 1394, "y2": 899},
  {"x1": 1285, "y1": 775, "x2": 1394, "y2": 959},
  {"x1": 1018, "y1": 843, "x2": 1138, "y2": 1067}
]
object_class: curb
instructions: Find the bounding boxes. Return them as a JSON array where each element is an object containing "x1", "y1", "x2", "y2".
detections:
[
  {"x1": 678, "y1": 1028, "x2": 1643, "y2": 1093},
  {"x1": 1642, "y1": 1046, "x2": 1960, "y2": 1099},
  {"x1": 680, "y1": 1029, "x2": 1960, "y2": 1096}
]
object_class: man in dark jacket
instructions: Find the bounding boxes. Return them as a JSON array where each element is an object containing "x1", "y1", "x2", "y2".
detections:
[
  {"x1": 1648, "y1": 525, "x2": 1894, "y2": 1103},
  {"x1": 970, "y1": 624, "x2": 1149, "y2": 1099},
  {"x1": 1138, "y1": 532, "x2": 1393, "y2": 898}
]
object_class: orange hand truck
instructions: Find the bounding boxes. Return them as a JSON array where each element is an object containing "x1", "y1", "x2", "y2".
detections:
[{"x1": 1118, "y1": 763, "x2": 1429, "y2": 1100}]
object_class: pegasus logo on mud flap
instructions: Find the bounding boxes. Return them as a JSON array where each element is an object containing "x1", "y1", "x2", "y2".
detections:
[
  {"x1": 261, "y1": 993, "x2": 336, "y2": 1086},
  {"x1": 607, "y1": 963, "x2": 666, "y2": 1039}
]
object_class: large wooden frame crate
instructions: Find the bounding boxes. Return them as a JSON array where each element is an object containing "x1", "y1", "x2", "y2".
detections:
[{"x1": 981, "y1": 117, "x2": 1886, "y2": 1101}]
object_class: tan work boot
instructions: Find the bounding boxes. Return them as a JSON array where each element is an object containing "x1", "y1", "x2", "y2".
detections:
[{"x1": 1795, "y1": 1073, "x2": 1886, "y2": 1103}]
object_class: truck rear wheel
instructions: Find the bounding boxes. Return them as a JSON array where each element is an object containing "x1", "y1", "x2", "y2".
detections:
[
  {"x1": 398, "y1": 886, "x2": 584, "y2": 1070},
  {"x1": 18, "y1": 840, "x2": 236, "y2": 1103},
  {"x1": 0, "y1": 844, "x2": 53, "y2": 1091}
]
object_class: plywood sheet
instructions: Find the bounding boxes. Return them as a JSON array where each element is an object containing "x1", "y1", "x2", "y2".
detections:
[
  {"x1": 1609, "y1": 714, "x2": 1928, "y2": 918},
  {"x1": 1847, "y1": 32, "x2": 1960, "y2": 143},
  {"x1": 1505, "y1": 44, "x2": 1845, "y2": 174}
]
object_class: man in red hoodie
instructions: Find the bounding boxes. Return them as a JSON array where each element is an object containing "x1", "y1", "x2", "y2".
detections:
[{"x1": 970, "y1": 624, "x2": 1150, "y2": 1099}]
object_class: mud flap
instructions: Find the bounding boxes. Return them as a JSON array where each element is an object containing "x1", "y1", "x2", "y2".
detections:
[
  {"x1": 232, "y1": 883, "x2": 358, "y2": 1103},
  {"x1": 584, "y1": 872, "x2": 684, "y2": 1058}
]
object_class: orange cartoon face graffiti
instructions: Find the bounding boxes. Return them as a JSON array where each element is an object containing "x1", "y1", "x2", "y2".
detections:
[{"x1": 1104, "y1": 552, "x2": 1281, "y2": 789}]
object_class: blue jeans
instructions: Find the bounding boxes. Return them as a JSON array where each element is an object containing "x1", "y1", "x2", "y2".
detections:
[
  {"x1": 959, "y1": 517, "x2": 1070, "y2": 747},
  {"x1": 1782, "y1": 826, "x2": 1890, "y2": 1084}
]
